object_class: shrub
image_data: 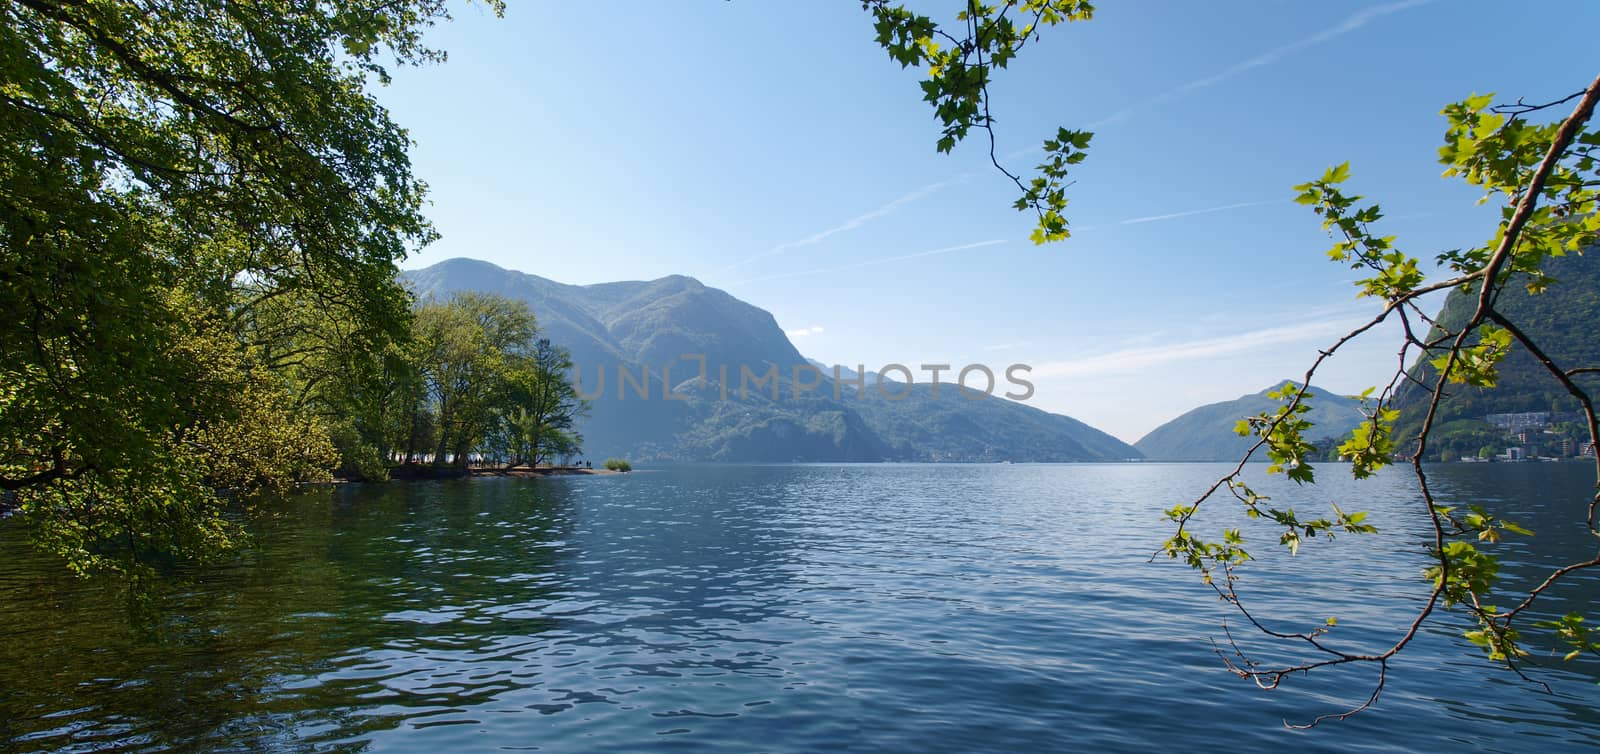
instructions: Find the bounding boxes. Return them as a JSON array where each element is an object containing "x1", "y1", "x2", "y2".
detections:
[{"x1": 603, "y1": 458, "x2": 632, "y2": 472}]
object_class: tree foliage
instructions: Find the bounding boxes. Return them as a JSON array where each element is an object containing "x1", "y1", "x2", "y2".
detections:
[
  {"x1": 862, "y1": 0, "x2": 1095, "y2": 243},
  {"x1": 392, "y1": 293, "x2": 587, "y2": 470},
  {"x1": 0, "y1": 0, "x2": 495, "y2": 572},
  {"x1": 500, "y1": 337, "x2": 586, "y2": 468}
]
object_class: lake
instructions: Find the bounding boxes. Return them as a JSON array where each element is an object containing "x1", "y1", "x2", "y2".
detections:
[{"x1": 2, "y1": 463, "x2": 1597, "y2": 752}]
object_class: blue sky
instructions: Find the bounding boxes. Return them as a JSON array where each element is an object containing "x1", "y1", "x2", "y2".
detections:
[{"x1": 380, "y1": 0, "x2": 1599, "y2": 442}]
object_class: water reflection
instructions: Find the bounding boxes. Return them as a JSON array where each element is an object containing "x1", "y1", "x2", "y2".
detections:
[
  {"x1": 0, "y1": 464, "x2": 1596, "y2": 753},
  {"x1": 0, "y1": 477, "x2": 581, "y2": 751}
]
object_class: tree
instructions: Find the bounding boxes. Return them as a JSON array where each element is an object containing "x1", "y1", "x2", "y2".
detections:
[
  {"x1": 238, "y1": 281, "x2": 417, "y2": 480},
  {"x1": 409, "y1": 293, "x2": 530, "y2": 467},
  {"x1": 505, "y1": 338, "x2": 588, "y2": 468},
  {"x1": 398, "y1": 293, "x2": 585, "y2": 470},
  {"x1": 860, "y1": 0, "x2": 1600, "y2": 724},
  {"x1": 0, "y1": 0, "x2": 493, "y2": 571}
]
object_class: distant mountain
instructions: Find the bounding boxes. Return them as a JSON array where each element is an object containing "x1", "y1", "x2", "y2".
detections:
[
  {"x1": 847, "y1": 381, "x2": 1141, "y2": 462},
  {"x1": 404, "y1": 258, "x2": 1140, "y2": 462},
  {"x1": 406, "y1": 259, "x2": 801, "y2": 381},
  {"x1": 1135, "y1": 382, "x2": 1366, "y2": 462},
  {"x1": 1394, "y1": 251, "x2": 1600, "y2": 437}
]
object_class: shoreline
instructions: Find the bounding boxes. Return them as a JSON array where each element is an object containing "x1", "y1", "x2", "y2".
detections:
[
  {"x1": 375, "y1": 464, "x2": 625, "y2": 482},
  {"x1": 472, "y1": 466, "x2": 622, "y2": 478}
]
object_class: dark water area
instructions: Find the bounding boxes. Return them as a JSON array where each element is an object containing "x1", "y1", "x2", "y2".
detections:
[{"x1": 2, "y1": 463, "x2": 1597, "y2": 752}]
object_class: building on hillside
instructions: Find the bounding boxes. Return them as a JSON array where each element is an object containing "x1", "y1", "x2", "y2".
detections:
[{"x1": 1487, "y1": 412, "x2": 1551, "y2": 432}]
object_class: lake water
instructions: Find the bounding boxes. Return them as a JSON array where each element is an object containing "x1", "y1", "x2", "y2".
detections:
[{"x1": 2, "y1": 463, "x2": 1598, "y2": 752}]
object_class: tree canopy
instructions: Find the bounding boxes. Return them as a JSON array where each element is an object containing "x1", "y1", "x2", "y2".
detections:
[
  {"x1": 0, "y1": 0, "x2": 491, "y2": 572},
  {"x1": 397, "y1": 293, "x2": 586, "y2": 471}
]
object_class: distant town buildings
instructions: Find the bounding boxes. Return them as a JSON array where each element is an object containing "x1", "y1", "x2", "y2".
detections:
[
  {"x1": 1486, "y1": 412, "x2": 1552, "y2": 432},
  {"x1": 1469, "y1": 412, "x2": 1592, "y2": 462}
]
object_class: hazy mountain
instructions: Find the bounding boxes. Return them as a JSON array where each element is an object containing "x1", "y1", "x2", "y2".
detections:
[
  {"x1": 1135, "y1": 382, "x2": 1366, "y2": 462},
  {"x1": 403, "y1": 258, "x2": 1139, "y2": 462},
  {"x1": 406, "y1": 259, "x2": 800, "y2": 377},
  {"x1": 846, "y1": 381, "x2": 1141, "y2": 462}
]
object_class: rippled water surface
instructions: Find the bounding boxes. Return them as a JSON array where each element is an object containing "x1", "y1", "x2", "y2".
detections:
[{"x1": 3, "y1": 463, "x2": 1598, "y2": 752}]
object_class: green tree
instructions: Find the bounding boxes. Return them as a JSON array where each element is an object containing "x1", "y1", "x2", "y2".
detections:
[
  {"x1": 411, "y1": 294, "x2": 526, "y2": 467},
  {"x1": 238, "y1": 282, "x2": 417, "y2": 480},
  {"x1": 0, "y1": 0, "x2": 493, "y2": 571},
  {"x1": 401, "y1": 293, "x2": 585, "y2": 470},
  {"x1": 503, "y1": 338, "x2": 587, "y2": 468}
]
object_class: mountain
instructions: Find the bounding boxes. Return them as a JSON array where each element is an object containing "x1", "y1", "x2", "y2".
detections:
[
  {"x1": 1133, "y1": 251, "x2": 1600, "y2": 464},
  {"x1": 1395, "y1": 250, "x2": 1600, "y2": 419},
  {"x1": 403, "y1": 258, "x2": 1140, "y2": 462},
  {"x1": 847, "y1": 381, "x2": 1140, "y2": 462},
  {"x1": 1134, "y1": 382, "x2": 1366, "y2": 461},
  {"x1": 405, "y1": 259, "x2": 801, "y2": 381},
  {"x1": 1392, "y1": 250, "x2": 1600, "y2": 450}
]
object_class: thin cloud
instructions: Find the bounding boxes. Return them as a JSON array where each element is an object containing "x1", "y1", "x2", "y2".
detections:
[
  {"x1": 729, "y1": 239, "x2": 1006, "y2": 286},
  {"x1": 721, "y1": 177, "x2": 964, "y2": 273},
  {"x1": 1082, "y1": 0, "x2": 1430, "y2": 128},
  {"x1": 786, "y1": 326, "x2": 826, "y2": 338},
  {"x1": 1084, "y1": 109, "x2": 1135, "y2": 130},
  {"x1": 1031, "y1": 315, "x2": 1372, "y2": 380},
  {"x1": 1120, "y1": 199, "x2": 1283, "y2": 225},
  {"x1": 942, "y1": 2, "x2": 1425, "y2": 238},
  {"x1": 731, "y1": 2, "x2": 1425, "y2": 286},
  {"x1": 1028, "y1": 199, "x2": 1278, "y2": 237}
]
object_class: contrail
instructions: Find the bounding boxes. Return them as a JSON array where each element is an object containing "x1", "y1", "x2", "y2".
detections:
[
  {"x1": 719, "y1": 177, "x2": 966, "y2": 273},
  {"x1": 1078, "y1": 0, "x2": 1431, "y2": 128},
  {"x1": 1120, "y1": 199, "x2": 1283, "y2": 225}
]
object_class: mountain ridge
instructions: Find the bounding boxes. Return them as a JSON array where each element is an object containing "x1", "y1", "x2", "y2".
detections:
[
  {"x1": 1391, "y1": 250, "x2": 1600, "y2": 456},
  {"x1": 1134, "y1": 382, "x2": 1366, "y2": 462},
  {"x1": 402, "y1": 258, "x2": 1140, "y2": 463}
]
